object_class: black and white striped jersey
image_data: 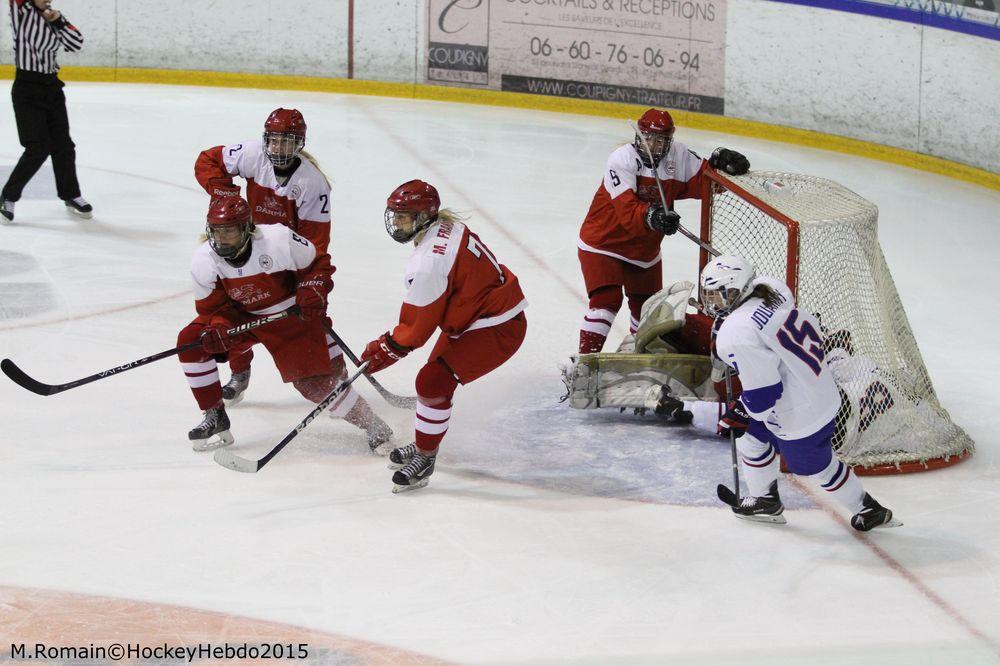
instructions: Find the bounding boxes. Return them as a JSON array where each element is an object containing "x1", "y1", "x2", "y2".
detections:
[{"x1": 8, "y1": 0, "x2": 83, "y2": 74}]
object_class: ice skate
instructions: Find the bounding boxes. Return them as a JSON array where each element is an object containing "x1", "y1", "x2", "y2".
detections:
[
  {"x1": 366, "y1": 415, "x2": 394, "y2": 455},
  {"x1": 718, "y1": 480, "x2": 787, "y2": 524},
  {"x1": 188, "y1": 405, "x2": 234, "y2": 452},
  {"x1": 387, "y1": 442, "x2": 417, "y2": 470},
  {"x1": 851, "y1": 493, "x2": 902, "y2": 531},
  {"x1": 654, "y1": 386, "x2": 693, "y2": 424},
  {"x1": 221, "y1": 369, "x2": 251, "y2": 406},
  {"x1": 64, "y1": 196, "x2": 93, "y2": 219},
  {"x1": 0, "y1": 199, "x2": 14, "y2": 223},
  {"x1": 392, "y1": 449, "x2": 435, "y2": 493}
]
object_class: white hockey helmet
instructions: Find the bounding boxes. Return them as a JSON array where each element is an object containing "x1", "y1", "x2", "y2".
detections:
[{"x1": 700, "y1": 255, "x2": 756, "y2": 317}]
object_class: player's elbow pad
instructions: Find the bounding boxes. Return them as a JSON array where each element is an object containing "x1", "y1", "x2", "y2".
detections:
[{"x1": 740, "y1": 382, "x2": 782, "y2": 416}]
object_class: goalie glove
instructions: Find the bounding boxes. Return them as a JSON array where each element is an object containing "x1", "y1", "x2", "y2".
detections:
[
  {"x1": 709, "y1": 148, "x2": 750, "y2": 176},
  {"x1": 361, "y1": 332, "x2": 410, "y2": 374},
  {"x1": 719, "y1": 400, "x2": 750, "y2": 438},
  {"x1": 644, "y1": 205, "x2": 680, "y2": 235}
]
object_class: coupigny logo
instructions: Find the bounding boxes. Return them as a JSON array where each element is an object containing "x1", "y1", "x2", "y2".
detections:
[
  {"x1": 289, "y1": 184, "x2": 302, "y2": 199},
  {"x1": 259, "y1": 254, "x2": 273, "y2": 271}
]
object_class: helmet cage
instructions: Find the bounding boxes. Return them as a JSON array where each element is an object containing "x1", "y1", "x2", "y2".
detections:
[
  {"x1": 207, "y1": 220, "x2": 254, "y2": 259},
  {"x1": 384, "y1": 208, "x2": 436, "y2": 244},
  {"x1": 262, "y1": 131, "x2": 305, "y2": 168},
  {"x1": 634, "y1": 130, "x2": 673, "y2": 168}
]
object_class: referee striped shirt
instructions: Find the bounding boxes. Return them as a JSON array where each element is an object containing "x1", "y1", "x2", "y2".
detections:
[{"x1": 8, "y1": 0, "x2": 83, "y2": 74}]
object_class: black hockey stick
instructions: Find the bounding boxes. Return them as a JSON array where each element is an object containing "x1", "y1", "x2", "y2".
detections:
[
  {"x1": 213, "y1": 361, "x2": 371, "y2": 473},
  {"x1": 630, "y1": 121, "x2": 721, "y2": 258},
  {"x1": 321, "y1": 322, "x2": 417, "y2": 410},
  {"x1": 717, "y1": 367, "x2": 742, "y2": 506},
  {"x1": 1, "y1": 310, "x2": 291, "y2": 396}
]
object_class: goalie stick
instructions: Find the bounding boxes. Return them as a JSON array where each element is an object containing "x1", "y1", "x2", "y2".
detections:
[
  {"x1": 1, "y1": 310, "x2": 292, "y2": 396},
  {"x1": 629, "y1": 121, "x2": 721, "y2": 258},
  {"x1": 213, "y1": 361, "x2": 371, "y2": 473},
  {"x1": 321, "y1": 322, "x2": 417, "y2": 410}
]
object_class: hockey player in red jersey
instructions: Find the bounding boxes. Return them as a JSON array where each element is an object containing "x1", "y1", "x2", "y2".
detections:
[
  {"x1": 194, "y1": 108, "x2": 334, "y2": 405},
  {"x1": 577, "y1": 107, "x2": 750, "y2": 354},
  {"x1": 178, "y1": 195, "x2": 391, "y2": 452},
  {"x1": 360, "y1": 180, "x2": 528, "y2": 492}
]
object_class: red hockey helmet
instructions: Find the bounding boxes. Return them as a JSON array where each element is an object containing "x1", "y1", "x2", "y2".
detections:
[
  {"x1": 206, "y1": 195, "x2": 254, "y2": 259},
  {"x1": 263, "y1": 108, "x2": 306, "y2": 168},
  {"x1": 384, "y1": 180, "x2": 441, "y2": 243},
  {"x1": 635, "y1": 108, "x2": 676, "y2": 168}
]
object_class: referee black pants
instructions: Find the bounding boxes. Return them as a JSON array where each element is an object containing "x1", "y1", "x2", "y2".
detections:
[{"x1": 2, "y1": 71, "x2": 81, "y2": 203}]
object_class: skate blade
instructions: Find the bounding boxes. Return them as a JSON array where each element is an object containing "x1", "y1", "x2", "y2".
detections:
[
  {"x1": 191, "y1": 430, "x2": 234, "y2": 452},
  {"x1": 734, "y1": 512, "x2": 788, "y2": 525},
  {"x1": 223, "y1": 391, "x2": 245, "y2": 407},
  {"x1": 67, "y1": 209, "x2": 93, "y2": 220},
  {"x1": 392, "y1": 478, "x2": 430, "y2": 494},
  {"x1": 874, "y1": 517, "x2": 903, "y2": 529}
]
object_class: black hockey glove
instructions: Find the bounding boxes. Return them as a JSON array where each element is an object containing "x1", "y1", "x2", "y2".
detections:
[
  {"x1": 709, "y1": 148, "x2": 750, "y2": 176},
  {"x1": 719, "y1": 400, "x2": 750, "y2": 438},
  {"x1": 645, "y1": 205, "x2": 680, "y2": 235}
]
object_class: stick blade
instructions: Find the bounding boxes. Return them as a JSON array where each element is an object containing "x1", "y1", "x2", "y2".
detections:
[
  {"x1": 716, "y1": 483, "x2": 739, "y2": 507},
  {"x1": 1, "y1": 358, "x2": 56, "y2": 395},
  {"x1": 213, "y1": 448, "x2": 261, "y2": 473}
]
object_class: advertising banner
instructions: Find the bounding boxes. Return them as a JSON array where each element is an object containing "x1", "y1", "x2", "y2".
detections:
[{"x1": 427, "y1": 0, "x2": 728, "y2": 114}]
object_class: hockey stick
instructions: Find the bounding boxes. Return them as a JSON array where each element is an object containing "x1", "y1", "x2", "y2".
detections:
[
  {"x1": 213, "y1": 361, "x2": 371, "y2": 473},
  {"x1": 629, "y1": 121, "x2": 721, "y2": 258},
  {"x1": 716, "y1": 367, "x2": 743, "y2": 507},
  {"x1": 321, "y1": 322, "x2": 417, "y2": 410},
  {"x1": 1, "y1": 310, "x2": 291, "y2": 396}
]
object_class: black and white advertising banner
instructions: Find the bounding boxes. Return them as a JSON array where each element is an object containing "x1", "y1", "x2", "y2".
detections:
[{"x1": 427, "y1": 0, "x2": 727, "y2": 114}]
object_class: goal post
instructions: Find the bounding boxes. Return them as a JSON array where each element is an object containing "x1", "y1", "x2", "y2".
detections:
[{"x1": 699, "y1": 170, "x2": 974, "y2": 474}]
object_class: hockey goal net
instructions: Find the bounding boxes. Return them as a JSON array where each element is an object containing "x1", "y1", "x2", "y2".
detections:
[{"x1": 699, "y1": 170, "x2": 973, "y2": 474}]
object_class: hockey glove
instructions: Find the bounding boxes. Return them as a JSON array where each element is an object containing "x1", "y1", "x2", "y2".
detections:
[
  {"x1": 208, "y1": 179, "x2": 240, "y2": 200},
  {"x1": 645, "y1": 205, "x2": 680, "y2": 235},
  {"x1": 709, "y1": 148, "x2": 750, "y2": 176},
  {"x1": 200, "y1": 324, "x2": 233, "y2": 355},
  {"x1": 719, "y1": 400, "x2": 750, "y2": 438},
  {"x1": 295, "y1": 276, "x2": 332, "y2": 321},
  {"x1": 361, "y1": 332, "x2": 410, "y2": 374}
]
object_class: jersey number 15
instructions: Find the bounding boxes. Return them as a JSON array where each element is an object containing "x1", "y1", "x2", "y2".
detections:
[{"x1": 776, "y1": 309, "x2": 825, "y2": 376}]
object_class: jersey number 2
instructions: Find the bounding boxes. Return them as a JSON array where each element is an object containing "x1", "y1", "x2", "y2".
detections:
[
  {"x1": 776, "y1": 309, "x2": 825, "y2": 375},
  {"x1": 466, "y1": 236, "x2": 505, "y2": 284}
]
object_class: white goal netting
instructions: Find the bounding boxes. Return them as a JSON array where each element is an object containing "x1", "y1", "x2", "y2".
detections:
[{"x1": 701, "y1": 171, "x2": 973, "y2": 474}]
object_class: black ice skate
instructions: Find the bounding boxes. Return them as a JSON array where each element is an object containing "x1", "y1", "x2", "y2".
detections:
[
  {"x1": 0, "y1": 199, "x2": 14, "y2": 223},
  {"x1": 718, "y1": 479, "x2": 787, "y2": 524},
  {"x1": 366, "y1": 416, "x2": 394, "y2": 455},
  {"x1": 654, "y1": 386, "x2": 693, "y2": 424},
  {"x1": 851, "y1": 493, "x2": 902, "y2": 531},
  {"x1": 188, "y1": 405, "x2": 234, "y2": 452},
  {"x1": 392, "y1": 449, "x2": 435, "y2": 493},
  {"x1": 222, "y1": 369, "x2": 251, "y2": 406},
  {"x1": 64, "y1": 197, "x2": 93, "y2": 219},
  {"x1": 387, "y1": 442, "x2": 417, "y2": 471}
]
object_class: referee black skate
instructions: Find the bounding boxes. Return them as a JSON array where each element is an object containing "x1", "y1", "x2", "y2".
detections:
[{"x1": 1, "y1": 0, "x2": 91, "y2": 224}]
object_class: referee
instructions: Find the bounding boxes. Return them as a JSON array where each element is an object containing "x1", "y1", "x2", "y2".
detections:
[{"x1": 1, "y1": 0, "x2": 91, "y2": 223}]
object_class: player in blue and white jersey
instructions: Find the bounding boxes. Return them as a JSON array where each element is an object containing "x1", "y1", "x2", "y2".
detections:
[{"x1": 701, "y1": 255, "x2": 900, "y2": 531}]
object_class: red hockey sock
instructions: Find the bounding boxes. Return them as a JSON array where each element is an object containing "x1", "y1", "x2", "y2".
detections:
[
  {"x1": 414, "y1": 360, "x2": 458, "y2": 453},
  {"x1": 579, "y1": 286, "x2": 623, "y2": 353}
]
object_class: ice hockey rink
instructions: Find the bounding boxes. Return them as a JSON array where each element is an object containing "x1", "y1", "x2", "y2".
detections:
[{"x1": 1, "y1": 83, "x2": 998, "y2": 664}]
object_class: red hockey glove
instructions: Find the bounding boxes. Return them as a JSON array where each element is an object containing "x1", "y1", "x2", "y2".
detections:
[
  {"x1": 719, "y1": 400, "x2": 750, "y2": 439},
  {"x1": 295, "y1": 276, "x2": 331, "y2": 321},
  {"x1": 208, "y1": 179, "x2": 240, "y2": 200},
  {"x1": 361, "y1": 332, "x2": 410, "y2": 374},
  {"x1": 200, "y1": 324, "x2": 233, "y2": 354}
]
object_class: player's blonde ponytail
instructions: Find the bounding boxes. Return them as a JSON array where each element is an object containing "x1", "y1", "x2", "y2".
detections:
[{"x1": 300, "y1": 150, "x2": 331, "y2": 189}]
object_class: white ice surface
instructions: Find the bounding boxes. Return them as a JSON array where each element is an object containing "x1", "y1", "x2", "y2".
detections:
[{"x1": 1, "y1": 84, "x2": 999, "y2": 664}]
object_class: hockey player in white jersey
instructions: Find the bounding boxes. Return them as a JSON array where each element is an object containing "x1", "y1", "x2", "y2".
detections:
[{"x1": 701, "y1": 255, "x2": 899, "y2": 531}]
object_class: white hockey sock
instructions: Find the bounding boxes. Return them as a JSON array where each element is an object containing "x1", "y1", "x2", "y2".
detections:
[
  {"x1": 580, "y1": 308, "x2": 616, "y2": 338},
  {"x1": 737, "y1": 433, "x2": 780, "y2": 497},
  {"x1": 806, "y1": 457, "x2": 866, "y2": 514},
  {"x1": 685, "y1": 400, "x2": 723, "y2": 435}
]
